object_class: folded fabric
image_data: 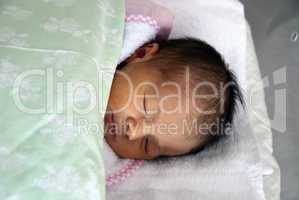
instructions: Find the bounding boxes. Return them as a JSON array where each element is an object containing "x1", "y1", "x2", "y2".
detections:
[
  {"x1": 0, "y1": 0, "x2": 124, "y2": 200},
  {"x1": 119, "y1": 0, "x2": 173, "y2": 63}
]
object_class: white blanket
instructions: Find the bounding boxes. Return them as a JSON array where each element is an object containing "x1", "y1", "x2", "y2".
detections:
[{"x1": 104, "y1": 0, "x2": 280, "y2": 199}]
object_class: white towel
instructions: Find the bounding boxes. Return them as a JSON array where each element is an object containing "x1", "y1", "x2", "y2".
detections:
[
  {"x1": 105, "y1": 0, "x2": 267, "y2": 200},
  {"x1": 118, "y1": 22, "x2": 157, "y2": 63}
]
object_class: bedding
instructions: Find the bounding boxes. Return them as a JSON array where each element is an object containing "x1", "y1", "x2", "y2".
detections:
[
  {"x1": 106, "y1": 0, "x2": 280, "y2": 200},
  {"x1": 0, "y1": 0, "x2": 124, "y2": 199},
  {"x1": 0, "y1": 0, "x2": 280, "y2": 200},
  {"x1": 119, "y1": 0, "x2": 173, "y2": 62}
]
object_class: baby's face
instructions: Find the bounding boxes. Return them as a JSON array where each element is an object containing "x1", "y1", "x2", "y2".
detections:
[{"x1": 104, "y1": 61, "x2": 201, "y2": 160}]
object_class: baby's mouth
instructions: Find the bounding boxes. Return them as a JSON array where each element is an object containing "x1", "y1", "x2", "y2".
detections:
[
  {"x1": 104, "y1": 112, "x2": 114, "y2": 125},
  {"x1": 104, "y1": 112, "x2": 117, "y2": 139}
]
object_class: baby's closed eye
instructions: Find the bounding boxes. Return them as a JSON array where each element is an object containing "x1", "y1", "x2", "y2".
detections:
[{"x1": 143, "y1": 135, "x2": 160, "y2": 157}]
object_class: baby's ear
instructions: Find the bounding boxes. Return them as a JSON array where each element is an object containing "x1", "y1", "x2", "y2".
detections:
[{"x1": 126, "y1": 43, "x2": 159, "y2": 64}]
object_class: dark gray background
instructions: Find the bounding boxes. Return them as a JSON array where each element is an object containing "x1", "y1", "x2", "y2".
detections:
[{"x1": 239, "y1": 0, "x2": 299, "y2": 199}]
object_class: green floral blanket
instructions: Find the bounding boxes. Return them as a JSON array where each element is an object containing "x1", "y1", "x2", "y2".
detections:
[{"x1": 0, "y1": 0, "x2": 124, "y2": 199}]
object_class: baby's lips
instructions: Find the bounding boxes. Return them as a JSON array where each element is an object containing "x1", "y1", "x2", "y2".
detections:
[
  {"x1": 104, "y1": 112, "x2": 117, "y2": 139},
  {"x1": 104, "y1": 124, "x2": 117, "y2": 142},
  {"x1": 104, "y1": 112, "x2": 114, "y2": 125}
]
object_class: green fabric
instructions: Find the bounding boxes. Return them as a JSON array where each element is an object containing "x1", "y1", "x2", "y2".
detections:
[{"x1": 0, "y1": 0, "x2": 124, "y2": 199}]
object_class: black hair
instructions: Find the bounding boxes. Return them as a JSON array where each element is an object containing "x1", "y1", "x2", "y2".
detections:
[
  {"x1": 152, "y1": 38, "x2": 244, "y2": 155},
  {"x1": 118, "y1": 38, "x2": 244, "y2": 157}
]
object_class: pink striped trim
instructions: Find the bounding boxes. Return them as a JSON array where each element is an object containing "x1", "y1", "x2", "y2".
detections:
[
  {"x1": 125, "y1": 14, "x2": 160, "y2": 31},
  {"x1": 106, "y1": 159, "x2": 144, "y2": 188}
]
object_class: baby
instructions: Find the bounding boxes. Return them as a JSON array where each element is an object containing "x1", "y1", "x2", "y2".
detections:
[{"x1": 104, "y1": 38, "x2": 243, "y2": 160}]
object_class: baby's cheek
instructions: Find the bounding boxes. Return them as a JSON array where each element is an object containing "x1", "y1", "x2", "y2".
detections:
[{"x1": 153, "y1": 115, "x2": 184, "y2": 137}]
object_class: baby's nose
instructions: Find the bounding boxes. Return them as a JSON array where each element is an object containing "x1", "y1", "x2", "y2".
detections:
[{"x1": 125, "y1": 116, "x2": 141, "y2": 140}]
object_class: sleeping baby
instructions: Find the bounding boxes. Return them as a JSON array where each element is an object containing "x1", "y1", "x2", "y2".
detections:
[{"x1": 104, "y1": 38, "x2": 243, "y2": 160}]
